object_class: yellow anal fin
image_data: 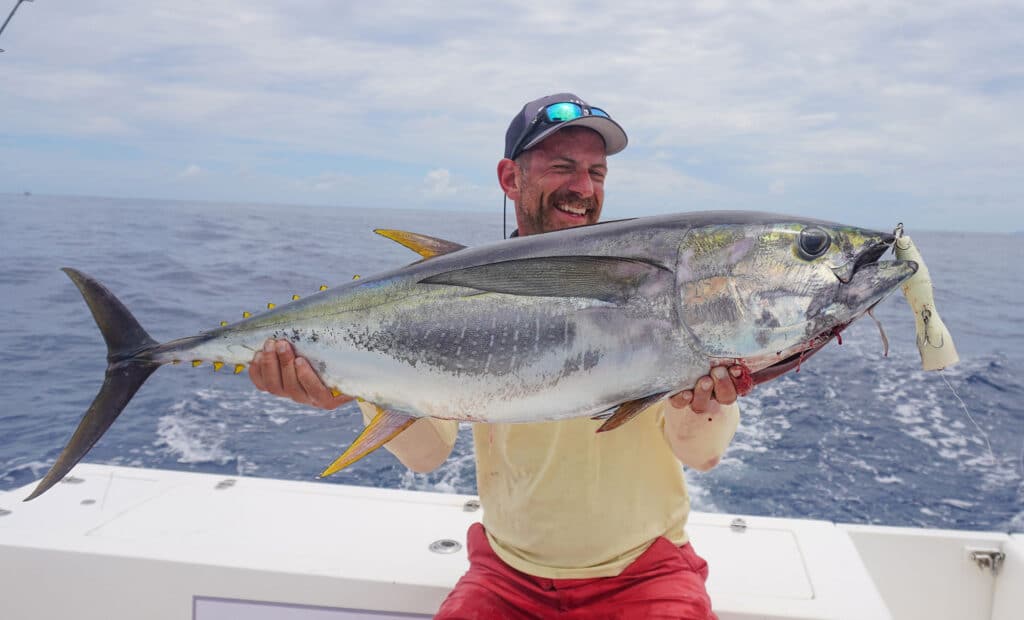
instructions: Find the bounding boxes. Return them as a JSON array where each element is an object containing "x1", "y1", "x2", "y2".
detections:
[
  {"x1": 595, "y1": 392, "x2": 668, "y2": 433},
  {"x1": 374, "y1": 229, "x2": 466, "y2": 259},
  {"x1": 318, "y1": 406, "x2": 417, "y2": 477}
]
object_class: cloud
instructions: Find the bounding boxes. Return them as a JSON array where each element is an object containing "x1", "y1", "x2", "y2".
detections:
[
  {"x1": 0, "y1": 1, "x2": 1021, "y2": 230},
  {"x1": 423, "y1": 169, "x2": 457, "y2": 198},
  {"x1": 302, "y1": 172, "x2": 354, "y2": 192},
  {"x1": 178, "y1": 164, "x2": 203, "y2": 178}
]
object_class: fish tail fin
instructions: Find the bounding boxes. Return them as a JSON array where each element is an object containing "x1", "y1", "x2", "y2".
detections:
[{"x1": 24, "y1": 268, "x2": 162, "y2": 501}]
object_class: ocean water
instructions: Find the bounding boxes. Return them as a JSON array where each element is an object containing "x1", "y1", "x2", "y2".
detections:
[{"x1": 1, "y1": 194, "x2": 1021, "y2": 533}]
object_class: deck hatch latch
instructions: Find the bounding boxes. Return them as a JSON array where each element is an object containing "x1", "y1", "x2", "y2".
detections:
[
  {"x1": 430, "y1": 539, "x2": 463, "y2": 554},
  {"x1": 968, "y1": 548, "x2": 1005, "y2": 576}
]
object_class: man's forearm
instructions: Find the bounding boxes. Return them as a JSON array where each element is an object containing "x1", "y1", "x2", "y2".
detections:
[
  {"x1": 662, "y1": 401, "x2": 740, "y2": 471},
  {"x1": 358, "y1": 401, "x2": 459, "y2": 473}
]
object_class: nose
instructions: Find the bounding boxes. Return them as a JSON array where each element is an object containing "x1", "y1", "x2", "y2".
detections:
[{"x1": 566, "y1": 169, "x2": 595, "y2": 197}]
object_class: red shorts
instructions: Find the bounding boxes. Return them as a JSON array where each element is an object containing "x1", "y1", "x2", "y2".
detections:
[{"x1": 434, "y1": 523, "x2": 716, "y2": 620}]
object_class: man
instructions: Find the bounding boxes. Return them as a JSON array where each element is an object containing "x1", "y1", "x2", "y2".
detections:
[{"x1": 250, "y1": 93, "x2": 743, "y2": 619}]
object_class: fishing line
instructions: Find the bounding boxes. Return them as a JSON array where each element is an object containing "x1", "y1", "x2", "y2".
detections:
[{"x1": 939, "y1": 370, "x2": 996, "y2": 465}]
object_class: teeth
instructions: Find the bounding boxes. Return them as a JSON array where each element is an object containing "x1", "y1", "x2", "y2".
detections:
[{"x1": 556, "y1": 204, "x2": 587, "y2": 216}]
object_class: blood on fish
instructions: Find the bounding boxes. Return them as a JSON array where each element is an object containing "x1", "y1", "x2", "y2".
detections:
[
  {"x1": 832, "y1": 326, "x2": 844, "y2": 345},
  {"x1": 732, "y1": 364, "x2": 754, "y2": 396}
]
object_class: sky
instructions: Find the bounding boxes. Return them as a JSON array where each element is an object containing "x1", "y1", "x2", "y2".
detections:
[{"x1": 1, "y1": 1, "x2": 1022, "y2": 232}]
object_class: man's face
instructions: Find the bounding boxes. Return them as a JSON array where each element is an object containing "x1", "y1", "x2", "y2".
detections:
[{"x1": 513, "y1": 127, "x2": 608, "y2": 236}]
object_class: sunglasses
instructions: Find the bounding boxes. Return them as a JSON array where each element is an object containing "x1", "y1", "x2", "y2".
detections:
[{"x1": 508, "y1": 102, "x2": 612, "y2": 160}]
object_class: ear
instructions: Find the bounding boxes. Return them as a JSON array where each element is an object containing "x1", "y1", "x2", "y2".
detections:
[{"x1": 497, "y1": 158, "x2": 521, "y2": 202}]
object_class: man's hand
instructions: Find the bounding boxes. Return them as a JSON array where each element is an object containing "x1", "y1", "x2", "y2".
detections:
[
  {"x1": 668, "y1": 365, "x2": 743, "y2": 414},
  {"x1": 249, "y1": 339, "x2": 353, "y2": 410},
  {"x1": 663, "y1": 365, "x2": 744, "y2": 470}
]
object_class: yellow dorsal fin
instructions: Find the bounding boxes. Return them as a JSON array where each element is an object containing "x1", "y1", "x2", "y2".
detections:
[
  {"x1": 318, "y1": 405, "x2": 417, "y2": 477},
  {"x1": 374, "y1": 229, "x2": 466, "y2": 259}
]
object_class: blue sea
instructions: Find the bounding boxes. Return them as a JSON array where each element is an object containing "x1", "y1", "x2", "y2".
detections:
[{"x1": 1, "y1": 194, "x2": 1021, "y2": 532}]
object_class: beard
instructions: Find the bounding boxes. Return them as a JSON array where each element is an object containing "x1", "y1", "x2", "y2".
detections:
[{"x1": 523, "y1": 190, "x2": 600, "y2": 234}]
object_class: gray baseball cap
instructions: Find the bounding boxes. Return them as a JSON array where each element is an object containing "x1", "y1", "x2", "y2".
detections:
[{"x1": 504, "y1": 93, "x2": 628, "y2": 160}]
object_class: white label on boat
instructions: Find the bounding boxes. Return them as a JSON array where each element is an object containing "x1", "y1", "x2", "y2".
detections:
[{"x1": 194, "y1": 596, "x2": 432, "y2": 619}]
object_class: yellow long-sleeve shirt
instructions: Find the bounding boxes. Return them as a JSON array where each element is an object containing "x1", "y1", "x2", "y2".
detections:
[
  {"x1": 362, "y1": 399, "x2": 737, "y2": 579},
  {"x1": 473, "y1": 404, "x2": 691, "y2": 579}
]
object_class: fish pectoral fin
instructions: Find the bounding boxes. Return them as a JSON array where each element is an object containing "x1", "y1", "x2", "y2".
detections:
[
  {"x1": 374, "y1": 229, "x2": 466, "y2": 259},
  {"x1": 421, "y1": 256, "x2": 672, "y2": 303},
  {"x1": 595, "y1": 392, "x2": 669, "y2": 433},
  {"x1": 318, "y1": 406, "x2": 417, "y2": 478},
  {"x1": 590, "y1": 407, "x2": 618, "y2": 421}
]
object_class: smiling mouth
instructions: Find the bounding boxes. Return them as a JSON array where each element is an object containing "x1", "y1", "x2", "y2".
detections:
[{"x1": 554, "y1": 203, "x2": 590, "y2": 217}]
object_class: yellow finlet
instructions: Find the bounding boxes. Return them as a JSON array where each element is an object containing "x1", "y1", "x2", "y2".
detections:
[
  {"x1": 212, "y1": 361, "x2": 224, "y2": 372},
  {"x1": 191, "y1": 360, "x2": 202, "y2": 368},
  {"x1": 374, "y1": 229, "x2": 466, "y2": 259},
  {"x1": 242, "y1": 311, "x2": 252, "y2": 318},
  {"x1": 292, "y1": 294, "x2": 301, "y2": 300},
  {"x1": 267, "y1": 302, "x2": 276, "y2": 310},
  {"x1": 234, "y1": 364, "x2": 246, "y2": 374},
  {"x1": 220, "y1": 321, "x2": 228, "y2": 327},
  {"x1": 330, "y1": 388, "x2": 342, "y2": 398},
  {"x1": 352, "y1": 274, "x2": 361, "y2": 280},
  {"x1": 319, "y1": 406, "x2": 416, "y2": 478},
  {"x1": 319, "y1": 284, "x2": 328, "y2": 291}
]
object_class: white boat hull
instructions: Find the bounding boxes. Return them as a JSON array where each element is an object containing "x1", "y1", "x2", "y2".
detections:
[{"x1": 0, "y1": 464, "x2": 1020, "y2": 619}]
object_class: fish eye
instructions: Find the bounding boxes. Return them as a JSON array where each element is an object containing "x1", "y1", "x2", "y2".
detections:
[{"x1": 798, "y1": 227, "x2": 831, "y2": 259}]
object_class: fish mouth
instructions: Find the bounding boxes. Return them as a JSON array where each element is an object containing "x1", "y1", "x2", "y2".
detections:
[
  {"x1": 832, "y1": 233, "x2": 896, "y2": 283},
  {"x1": 747, "y1": 330, "x2": 835, "y2": 386},
  {"x1": 854, "y1": 235, "x2": 895, "y2": 272},
  {"x1": 748, "y1": 232, "x2": 915, "y2": 387}
]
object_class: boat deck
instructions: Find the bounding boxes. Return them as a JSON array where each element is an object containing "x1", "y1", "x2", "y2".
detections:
[{"x1": 0, "y1": 464, "x2": 1019, "y2": 619}]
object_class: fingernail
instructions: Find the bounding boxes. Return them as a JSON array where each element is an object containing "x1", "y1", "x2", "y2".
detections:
[
  {"x1": 730, "y1": 366, "x2": 743, "y2": 377},
  {"x1": 681, "y1": 392, "x2": 692, "y2": 401},
  {"x1": 263, "y1": 340, "x2": 274, "y2": 352},
  {"x1": 276, "y1": 341, "x2": 287, "y2": 354},
  {"x1": 712, "y1": 367, "x2": 728, "y2": 380},
  {"x1": 295, "y1": 358, "x2": 306, "y2": 368},
  {"x1": 700, "y1": 377, "x2": 712, "y2": 390}
]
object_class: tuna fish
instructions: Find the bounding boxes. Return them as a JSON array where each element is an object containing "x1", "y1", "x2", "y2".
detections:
[{"x1": 26, "y1": 211, "x2": 917, "y2": 500}]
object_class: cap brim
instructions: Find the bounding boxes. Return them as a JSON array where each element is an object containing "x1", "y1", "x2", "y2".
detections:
[{"x1": 521, "y1": 116, "x2": 628, "y2": 157}]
